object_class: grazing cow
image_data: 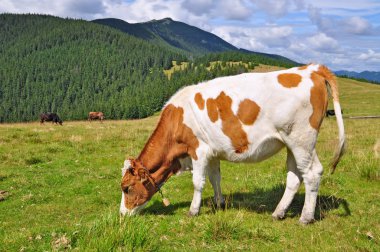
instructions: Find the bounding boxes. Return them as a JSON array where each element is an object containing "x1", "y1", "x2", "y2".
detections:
[
  {"x1": 120, "y1": 64, "x2": 345, "y2": 224},
  {"x1": 326, "y1": 109, "x2": 343, "y2": 117},
  {"x1": 88, "y1": 112, "x2": 105, "y2": 122},
  {"x1": 40, "y1": 112, "x2": 63, "y2": 125}
]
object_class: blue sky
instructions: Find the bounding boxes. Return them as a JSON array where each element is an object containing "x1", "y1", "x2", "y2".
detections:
[{"x1": 1, "y1": 0, "x2": 379, "y2": 72}]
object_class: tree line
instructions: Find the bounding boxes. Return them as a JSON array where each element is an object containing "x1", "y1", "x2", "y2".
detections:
[{"x1": 0, "y1": 14, "x2": 297, "y2": 123}]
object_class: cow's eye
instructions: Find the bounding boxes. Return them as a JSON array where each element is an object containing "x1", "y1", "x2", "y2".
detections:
[{"x1": 125, "y1": 186, "x2": 133, "y2": 194}]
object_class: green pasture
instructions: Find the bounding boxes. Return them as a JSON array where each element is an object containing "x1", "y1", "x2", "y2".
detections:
[{"x1": 0, "y1": 77, "x2": 379, "y2": 251}]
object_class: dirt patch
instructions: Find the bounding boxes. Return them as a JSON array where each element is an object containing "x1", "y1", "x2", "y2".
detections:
[
  {"x1": 0, "y1": 190, "x2": 9, "y2": 201},
  {"x1": 52, "y1": 234, "x2": 71, "y2": 250}
]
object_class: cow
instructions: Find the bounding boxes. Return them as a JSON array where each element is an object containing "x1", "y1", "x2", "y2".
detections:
[
  {"x1": 119, "y1": 64, "x2": 345, "y2": 225},
  {"x1": 40, "y1": 112, "x2": 63, "y2": 125},
  {"x1": 88, "y1": 112, "x2": 105, "y2": 122}
]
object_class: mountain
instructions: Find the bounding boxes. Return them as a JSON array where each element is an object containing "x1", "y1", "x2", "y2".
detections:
[
  {"x1": 92, "y1": 17, "x2": 298, "y2": 65},
  {"x1": 92, "y1": 18, "x2": 237, "y2": 56},
  {"x1": 0, "y1": 14, "x2": 298, "y2": 123},
  {"x1": 335, "y1": 70, "x2": 380, "y2": 84}
]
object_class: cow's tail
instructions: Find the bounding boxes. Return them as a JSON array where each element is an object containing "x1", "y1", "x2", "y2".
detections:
[{"x1": 318, "y1": 65, "x2": 346, "y2": 174}]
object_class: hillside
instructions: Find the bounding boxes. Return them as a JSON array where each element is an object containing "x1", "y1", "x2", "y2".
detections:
[
  {"x1": 0, "y1": 14, "x2": 188, "y2": 122},
  {"x1": 0, "y1": 14, "x2": 300, "y2": 123}
]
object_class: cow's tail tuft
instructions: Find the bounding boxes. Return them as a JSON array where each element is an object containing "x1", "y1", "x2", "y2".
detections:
[{"x1": 317, "y1": 65, "x2": 345, "y2": 174}]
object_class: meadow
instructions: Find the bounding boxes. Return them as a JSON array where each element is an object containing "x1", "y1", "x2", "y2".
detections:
[{"x1": 0, "y1": 77, "x2": 379, "y2": 251}]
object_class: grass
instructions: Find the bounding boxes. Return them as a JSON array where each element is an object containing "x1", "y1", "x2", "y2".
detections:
[{"x1": 0, "y1": 77, "x2": 379, "y2": 251}]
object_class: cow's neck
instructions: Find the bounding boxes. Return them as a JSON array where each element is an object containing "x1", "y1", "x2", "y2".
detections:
[{"x1": 136, "y1": 105, "x2": 191, "y2": 188}]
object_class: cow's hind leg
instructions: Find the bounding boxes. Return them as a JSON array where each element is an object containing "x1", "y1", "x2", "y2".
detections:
[
  {"x1": 299, "y1": 151, "x2": 323, "y2": 224},
  {"x1": 208, "y1": 159, "x2": 225, "y2": 209},
  {"x1": 272, "y1": 148, "x2": 303, "y2": 220},
  {"x1": 288, "y1": 147, "x2": 323, "y2": 224}
]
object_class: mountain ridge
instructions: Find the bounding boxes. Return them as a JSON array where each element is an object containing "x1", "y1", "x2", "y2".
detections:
[
  {"x1": 91, "y1": 17, "x2": 298, "y2": 65},
  {"x1": 335, "y1": 70, "x2": 380, "y2": 83}
]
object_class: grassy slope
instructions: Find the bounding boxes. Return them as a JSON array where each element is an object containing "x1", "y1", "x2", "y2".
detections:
[{"x1": 0, "y1": 77, "x2": 379, "y2": 251}]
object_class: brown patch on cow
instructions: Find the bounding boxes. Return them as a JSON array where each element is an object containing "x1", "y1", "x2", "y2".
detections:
[
  {"x1": 277, "y1": 73, "x2": 302, "y2": 88},
  {"x1": 139, "y1": 104, "x2": 199, "y2": 165},
  {"x1": 298, "y1": 65, "x2": 308, "y2": 70},
  {"x1": 207, "y1": 98, "x2": 219, "y2": 122},
  {"x1": 207, "y1": 92, "x2": 249, "y2": 153},
  {"x1": 194, "y1": 93, "x2": 205, "y2": 110},
  {"x1": 173, "y1": 106, "x2": 200, "y2": 160},
  {"x1": 237, "y1": 99, "x2": 261, "y2": 125},
  {"x1": 309, "y1": 72, "x2": 328, "y2": 130}
]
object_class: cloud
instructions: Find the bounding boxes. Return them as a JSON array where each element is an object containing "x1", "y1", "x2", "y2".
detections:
[
  {"x1": 358, "y1": 49, "x2": 380, "y2": 62},
  {"x1": 307, "y1": 5, "x2": 376, "y2": 36},
  {"x1": 307, "y1": 33, "x2": 339, "y2": 52},
  {"x1": 182, "y1": 0, "x2": 252, "y2": 21},
  {"x1": 211, "y1": 25, "x2": 293, "y2": 51},
  {"x1": 181, "y1": 0, "x2": 213, "y2": 16},
  {"x1": 216, "y1": 0, "x2": 252, "y2": 20},
  {"x1": 342, "y1": 16, "x2": 372, "y2": 35},
  {"x1": 252, "y1": 0, "x2": 306, "y2": 18}
]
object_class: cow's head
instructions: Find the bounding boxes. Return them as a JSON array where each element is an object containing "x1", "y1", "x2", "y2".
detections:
[
  {"x1": 120, "y1": 159, "x2": 156, "y2": 216},
  {"x1": 59, "y1": 120, "x2": 63, "y2": 126}
]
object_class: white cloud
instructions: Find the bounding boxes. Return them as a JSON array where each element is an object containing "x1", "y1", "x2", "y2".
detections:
[
  {"x1": 307, "y1": 5, "x2": 376, "y2": 36},
  {"x1": 211, "y1": 25, "x2": 293, "y2": 51},
  {"x1": 342, "y1": 16, "x2": 372, "y2": 35},
  {"x1": 358, "y1": 49, "x2": 380, "y2": 62},
  {"x1": 216, "y1": 0, "x2": 252, "y2": 20},
  {"x1": 181, "y1": 0, "x2": 213, "y2": 16},
  {"x1": 252, "y1": 0, "x2": 306, "y2": 18},
  {"x1": 307, "y1": 33, "x2": 339, "y2": 52}
]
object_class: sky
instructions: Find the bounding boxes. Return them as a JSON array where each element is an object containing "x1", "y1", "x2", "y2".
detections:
[{"x1": 1, "y1": 0, "x2": 380, "y2": 72}]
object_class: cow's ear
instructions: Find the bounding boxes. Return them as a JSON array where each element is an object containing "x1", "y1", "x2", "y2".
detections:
[
  {"x1": 137, "y1": 169, "x2": 147, "y2": 183},
  {"x1": 121, "y1": 159, "x2": 133, "y2": 176}
]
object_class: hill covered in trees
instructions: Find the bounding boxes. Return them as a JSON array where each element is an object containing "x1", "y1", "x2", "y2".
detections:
[{"x1": 0, "y1": 14, "x2": 298, "y2": 123}]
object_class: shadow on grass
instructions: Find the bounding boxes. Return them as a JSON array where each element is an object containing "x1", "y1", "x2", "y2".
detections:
[{"x1": 144, "y1": 184, "x2": 351, "y2": 221}]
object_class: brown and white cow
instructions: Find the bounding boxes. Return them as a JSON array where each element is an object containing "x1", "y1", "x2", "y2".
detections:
[
  {"x1": 120, "y1": 64, "x2": 345, "y2": 224},
  {"x1": 88, "y1": 112, "x2": 105, "y2": 122}
]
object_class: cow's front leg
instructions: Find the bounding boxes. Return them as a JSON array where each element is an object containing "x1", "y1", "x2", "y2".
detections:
[
  {"x1": 208, "y1": 159, "x2": 225, "y2": 209},
  {"x1": 188, "y1": 157, "x2": 208, "y2": 216}
]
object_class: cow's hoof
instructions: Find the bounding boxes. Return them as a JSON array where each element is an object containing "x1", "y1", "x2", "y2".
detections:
[
  {"x1": 299, "y1": 217, "x2": 315, "y2": 225},
  {"x1": 272, "y1": 211, "x2": 285, "y2": 220},
  {"x1": 218, "y1": 202, "x2": 226, "y2": 210},
  {"x1": 187, "y1": 210, "x2": 199, "y2": 217}
]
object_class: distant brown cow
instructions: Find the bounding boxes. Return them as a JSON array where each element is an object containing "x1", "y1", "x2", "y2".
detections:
[{"x1": 88, "y1": 112, "x2": 105, "y2": 122}]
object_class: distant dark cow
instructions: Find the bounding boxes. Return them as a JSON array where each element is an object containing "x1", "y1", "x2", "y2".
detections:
[
  {"x1": 326, "y1": 109, "x2": 343, "y2": 117},
  {"x1": 40, "y1": 113, "x2": 63, "y2": 125},
  {"x1": 88, "y1": 112, "x2": 105, "y2": 122}
]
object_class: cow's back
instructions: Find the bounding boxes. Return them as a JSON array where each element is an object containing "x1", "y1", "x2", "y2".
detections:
[{"x1": 167, "y1": 65, "x2": 319, "y2": 161}]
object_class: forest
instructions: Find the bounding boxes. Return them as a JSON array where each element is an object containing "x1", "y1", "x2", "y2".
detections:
[{"x1": 0, "y1": 14, "x2": 297, "y2": 122}]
